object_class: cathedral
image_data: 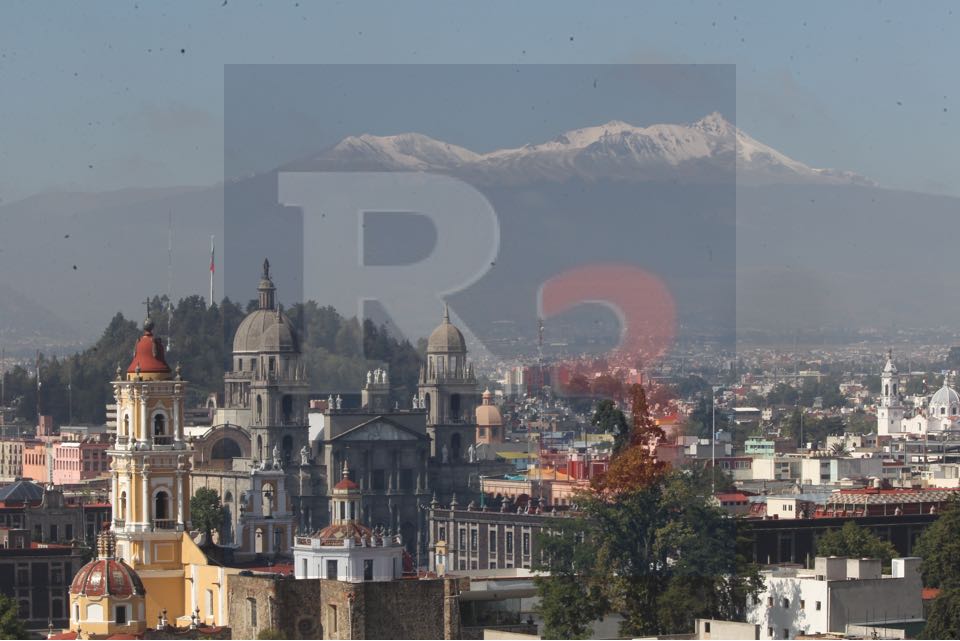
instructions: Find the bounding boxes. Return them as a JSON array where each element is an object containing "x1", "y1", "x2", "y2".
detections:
[
  {"x1": 877, "y1": 351, "x2": 960, "y2": 436},
  {"x1": 190, "y1": 259, "x2": 510, "y2": 560}
]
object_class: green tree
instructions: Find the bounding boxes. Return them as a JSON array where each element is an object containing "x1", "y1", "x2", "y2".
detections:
[
  {"x1": 539, "y1": 392, "x2": 762, "y2": 638},
  {"x1": 190, "y1": 487, "x2": 226, "y2": 543},
  {"x1": 255, "y1": 628, "x2": 286, "y2": 639},
  {"x1": 915, "y1": 497, "x2": 960, "y2": 589},
  {"x1": 0, "y1": 594, "x2": 26, "y2": 640},
  {"x1": 815, "y1": 521, "x2": 897, "y2": 566},
  {"x1": 534, "y1": 518, "x2": 607, "y2": 639},
  {"x1": 923, "y1": 588, "x2": 960, "y2": 639},
  {"x1": 591, "y1": 400, "x2": 629, "y2": 451}
]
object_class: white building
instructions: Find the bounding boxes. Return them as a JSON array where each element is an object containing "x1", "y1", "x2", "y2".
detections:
[
  {"x1": 746, "y1": 556, "x2": 923, "y2": 639},
  {"x1": 878, "y1": 352, "x2": 959, "y2": 436},
  {"x1": 293, "y1": 462, "x2": 408, "y2": 582}
]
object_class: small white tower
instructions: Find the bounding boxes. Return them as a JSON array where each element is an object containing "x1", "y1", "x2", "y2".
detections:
[{"x1": 877, "y1": 350, "x2": 904, "y2": 436}]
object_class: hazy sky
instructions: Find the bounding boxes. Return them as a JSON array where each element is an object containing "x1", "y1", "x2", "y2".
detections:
[{"x1": 0, "y1": 0, "x2": 957, "y2": 202}]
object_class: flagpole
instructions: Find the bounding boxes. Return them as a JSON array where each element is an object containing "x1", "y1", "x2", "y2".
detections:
[{"x1": 209, "y1": 235, "x2": 215, "y2": 307}]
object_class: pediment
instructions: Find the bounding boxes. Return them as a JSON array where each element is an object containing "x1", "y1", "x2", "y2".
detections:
[{"x1": 333, "y1": 417, "x2": 428, "y2": 442}]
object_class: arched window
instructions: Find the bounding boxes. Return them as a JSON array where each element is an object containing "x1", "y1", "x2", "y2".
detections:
[
  {"x1": 450, "y1": 394, "x2": 462, "y2": 421},
  {"x1": 224, "y1": 491, "x2": 233, "y2": 503},
  {"x1": 119, "y1": 491, "x2": 127, "y2": 523},
  {"x1": 262, "y1": 483, "x2": 274, "y2": 517},
  {"x1": 153, "y1": 413, "x2": 166, "y2": 436},
  {"x1": 122, "y1": 414, "x2": 130, "y2": 437},
  {"x1": 211, "y1": 438, "x2": 242, "y2": 460},
  {"x1": 884, "y1": 384, "x2": 889, "y2": 396},
  {"x1": 451, "y1": 433, "x2": 462, "y2": 462},
  {"x1": 154, "y1": 491, "x2": 170, "y2": 525},
  {"x1": 256, "y1": 435, "x2": 263, "y2": 461},
  {"x1": 282, "y1": 435, "x2": 293, "y2": 462},
  {"x1": 256, "y1": 396, "x2": 263, "y2": 424}
]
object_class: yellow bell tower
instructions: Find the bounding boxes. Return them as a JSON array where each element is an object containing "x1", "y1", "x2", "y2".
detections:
[{"x1": 109, "y1": 315, "x2": 193, "y2": 622}]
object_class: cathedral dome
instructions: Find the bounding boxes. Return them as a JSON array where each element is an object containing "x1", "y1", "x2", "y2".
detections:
[
  {"x1": 233, "y1": 309, "x2": 299, "y2": 354},
  {"x1": 233, "y1": 258, "x2": 299, "y2": 354},
  {"x1": 126, "y1": 318, "x2": 171, "y2": 378},
  {"x1": 929, "y1": 381, "x2": 960, "y2": 417},
  {"x1": 427, "y1": 305, "x2": 466, "y2": 353}
]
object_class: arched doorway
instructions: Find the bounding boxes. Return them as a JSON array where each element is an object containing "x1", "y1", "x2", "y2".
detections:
[{"x1": 282, "y1": 435, "x2": 293, "y2": 463}]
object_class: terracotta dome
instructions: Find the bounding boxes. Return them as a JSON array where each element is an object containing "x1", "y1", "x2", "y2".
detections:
[
  {"x1": 126, "y1": 318, "x2": 171, "y2": 376},
  {"x1": 427, "y1": 306, "x2": 466, "y2": 353},
  {"x1": 70, "y1": 558, "x2": 146, "y2": 598},
  {"x1": 315, "y1": 522, "x2": 376, "y2": 546},
  {"x1": 334, "y1": 475, "x2": 360, "y2": 491},
  {"x1": 476, "y1": 388, "x2": 502, "y2": 426}
]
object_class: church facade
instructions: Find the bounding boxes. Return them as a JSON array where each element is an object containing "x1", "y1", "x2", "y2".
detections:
[
  {"x1": 191, "y1": 260, "x2": 510, "y2": 562},
  {"x1": 877, "y1": 351, "x2": 960, "y2": 436}
]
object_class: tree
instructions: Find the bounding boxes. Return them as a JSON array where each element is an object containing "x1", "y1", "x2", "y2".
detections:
[
  {"x1": 923, "y1": 588, "x2": 960, "y2": 639},
  {"x1": 591, "y1": 400, "x2": 629, "y2": 450},
  {"x1": 190, "y1": 487, "x2": 226, "y2": 543},
  {"x1": 0, "y1": 594, "x2": 26, "y2": 640},
  {"x1": 829, "y1": 441, "x2": 851, "y2": 457},
  {"x1": 534, "y1": 518, "x2": 606, "y2": 639},
  {"x1": 915, "y1": 497, "x2": 960, "y2": 590},
  {"x1": 537, "y1": 388, "x2": 762, "y2": 637},
  {"x1": 255, "y1": 628, "x2": 286, "y2": 639},
  {"x1": 815, "y1": 521, "x2": 897, "y2": 566}
]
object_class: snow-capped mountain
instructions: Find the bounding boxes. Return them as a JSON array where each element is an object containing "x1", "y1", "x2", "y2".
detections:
[{"x1": 309, "y1": 113, "x2": 875, "y2": 186}]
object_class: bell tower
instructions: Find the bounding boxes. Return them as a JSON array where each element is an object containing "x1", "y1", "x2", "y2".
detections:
[
  {"x1": 878, "y1": 350, "x2": 904, "y2": 436},
  {"x1": 418, "y1": 305, "x2": 479, "y2": 463},
  {"x1": 109, "y1": 315, "x2": 192, "y2": 565}
]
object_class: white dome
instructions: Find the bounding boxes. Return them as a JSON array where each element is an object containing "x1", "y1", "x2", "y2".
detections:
[{"x1": 929, "y1": 382, "x2": 960, "y2": 417}]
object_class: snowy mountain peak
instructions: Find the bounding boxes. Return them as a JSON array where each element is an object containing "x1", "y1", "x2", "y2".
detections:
[{"x1": 316, "y1": 116, "x2": 874, "y2": 186}]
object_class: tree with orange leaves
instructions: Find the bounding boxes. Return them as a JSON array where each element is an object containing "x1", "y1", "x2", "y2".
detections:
[
  {"x1": 594, "y1": 384, "x2": 667, "y2": 496},
  {"x1": 536, "y1": 384, "x2": 762, "y2": 638}
]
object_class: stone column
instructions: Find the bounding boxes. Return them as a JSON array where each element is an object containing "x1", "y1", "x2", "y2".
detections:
[
  {"x1": 176, "y1": 468, "x2": 185, "y2": 530},
  {"x1": 173, "y1": 392, "x2": 182, "y2": 445},
  {"x1": 139, "y1": 391, "x2": 149, "y2": 447}
]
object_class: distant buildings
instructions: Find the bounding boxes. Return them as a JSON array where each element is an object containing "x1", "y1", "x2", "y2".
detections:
[{"x1": 0, "y1": 525, "x2": 84, "y2": 629}]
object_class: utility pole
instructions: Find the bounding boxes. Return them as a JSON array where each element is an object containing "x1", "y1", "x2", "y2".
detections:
[{"x1": 711, "y1": 385, "x2": 720, "y2": 494}]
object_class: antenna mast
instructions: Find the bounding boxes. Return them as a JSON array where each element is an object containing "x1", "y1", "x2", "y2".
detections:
[{"x1": 167, "y1": 211, "x2": 174, "y2": 352}]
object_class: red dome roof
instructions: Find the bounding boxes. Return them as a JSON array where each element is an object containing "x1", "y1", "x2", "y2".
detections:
[
  {"x1": 70, "y1": 558, "x2": 146, "y2": 597},
  {"x1": 127, "y1": 326, "x2": 170, "y2": 375},
  {"x1": 315, "y1": 522, "x2": 375, "y2": 546},
  {"x1": 334, "y1": 476, "x2": 360, "y2": 491}
]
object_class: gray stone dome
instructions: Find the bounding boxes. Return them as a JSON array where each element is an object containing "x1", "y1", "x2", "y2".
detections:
[
  {"x1": 233, "y1": 308, "x2": 299, "y2": 354},
  {"x1": 427, "y1": 305, "x2": 466, "y2": 353}
]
